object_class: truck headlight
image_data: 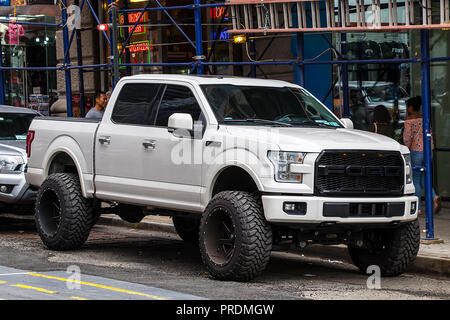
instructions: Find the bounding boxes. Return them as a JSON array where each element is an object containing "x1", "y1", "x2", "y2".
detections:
[
  {"x1": 0, "y1": 155, "x2": 24, "y2": 174},
  {"x1": 403, "y1": 153, "x2": 412, "y2": 184},
  {"x1": 268, "y1": 151, "x2": 306, "y2": 183}
]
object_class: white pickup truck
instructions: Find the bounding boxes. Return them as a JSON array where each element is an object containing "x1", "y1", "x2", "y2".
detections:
[{"x1": 25, "y1": 74, "x2": 420, "y2": 281}]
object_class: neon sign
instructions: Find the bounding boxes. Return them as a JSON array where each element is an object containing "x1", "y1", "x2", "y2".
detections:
[
  {"x1": 211, "y1": 28, "x2": 230, "y2": 42},
  {"x1": 129, "y1": 41, "x2": 153, "y2": 53},
  {"x1": 119, "y1": 12, "x2": 148, "y2": 36},
  {"x1": 210, "y1": 6, "x2": 228, "y2": 20}
]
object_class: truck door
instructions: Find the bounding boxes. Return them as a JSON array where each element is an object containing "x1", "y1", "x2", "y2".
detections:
[
  {"x1": 142, "y1": 83, "x2": 205, "y2": 211},
  {"x1": 94, "y1": 82, "x2": 204, "y2": 212},
  {"x1": 94, "y1": 82, "x2": 165, "y2": 205}
]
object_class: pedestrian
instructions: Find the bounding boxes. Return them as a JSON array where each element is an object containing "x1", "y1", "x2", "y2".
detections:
[
  {"x1": 403, "y1": 96, "x2": 441, "y2": 215},
  {"x1": 106, "y1": 90, "x2": 112, "y2": 104},
  {"x1": 350, "y1": 90, "x2": 369, "y2": 130},
  {"x1": 368, "y1": 105, "x2": 394, "y2": 138},
  {"x1": 86, "y1": 91, "x2": 108, "y2": 119}
]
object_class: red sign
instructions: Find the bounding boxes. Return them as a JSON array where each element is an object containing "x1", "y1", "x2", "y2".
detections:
[
  {"x1": 129, "y1": 42, "x2": 152, "y2": 53},
  {"x1": 119, "y1": 12, "x2": 148, "y2": 35},
  {"x1": 210, "y1": 7, "x2": 228, "y2": 19}
]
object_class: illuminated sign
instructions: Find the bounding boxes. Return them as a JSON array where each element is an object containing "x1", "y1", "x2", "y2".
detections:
[
  {"x1": 119, "y1": 12, "x2": 148, "y2": 36},
  {"x1": 210, "y1": 6, "x2": 228, "y2": 20},
  {"x1": 129, "y1": 41, "x2": 152, "y2": 53},
  {"x1": 211, "y1": 28, "x2": 230, "y2": 42},
  {"x1": 119, "y1": 41, "x2": 152, "y2": 65}
]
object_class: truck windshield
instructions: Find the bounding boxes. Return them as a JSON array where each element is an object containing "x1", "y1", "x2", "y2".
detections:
[
  {"x1": 200, "y1": 84, "x2": 342, "y2": 127},
  {"x1": 0, "y1": 113, "x2": 37, "y2": 141}
]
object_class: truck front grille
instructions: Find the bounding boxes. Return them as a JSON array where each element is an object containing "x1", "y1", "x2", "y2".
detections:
[{"x1": 315, "y1": 150, "x2": 404, "y2": 197}]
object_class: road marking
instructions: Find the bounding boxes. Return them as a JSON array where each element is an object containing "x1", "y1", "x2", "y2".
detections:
[
  {"x1": 9, "y1": 284, "x2": 57, "y2": 294},
  {"x1": 26, "y1": 273, "x2": 168, "y2": 300},
  {"x1": 70, "y1": 296, "x2": 88, "y2": 300},
  {"x1": 0, "y1": 281, "x2": 6, "y2": 284},
  {"x1": 0, "y1": 273, "x2": 29, "y2": 276}
]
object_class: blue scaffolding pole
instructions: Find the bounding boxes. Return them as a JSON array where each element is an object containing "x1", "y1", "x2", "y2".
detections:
[
  {"x1": 61, "y1": 0, "x2": 73, "y2": 118},
  {"x1": 420, "y1": 29, "x2": 436, "y2": 240},
  {"x1": 194, "y1": 0, "x2": 205, "y2": 74}
]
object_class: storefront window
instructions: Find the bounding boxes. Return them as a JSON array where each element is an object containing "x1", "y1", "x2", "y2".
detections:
[
  {"x1": 0, "y1": 14, "x2": 56, "y2": 114},
  {"x1": 333, "y1": 32, "x2": 410, "y2": 141},
  {"x1": 333, "y1": 25, "x2": 450, "y2": 197}
]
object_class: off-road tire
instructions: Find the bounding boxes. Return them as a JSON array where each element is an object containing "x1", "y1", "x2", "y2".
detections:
[
  {"x1": 116, "y1": 204, "x2": 145, "y2": 223},
  {"x1": 172, "y1": 216, "x2": 200, "y2": 245},
  {"x1": 348, "y1": 219, "x2": 420, "y2": 276},
  {"x1": 199, "y1": 191, "x2": 272, "y2": 282},
  {"x1": 35, "y1": 173, "x2": 95, "y2": 251}
]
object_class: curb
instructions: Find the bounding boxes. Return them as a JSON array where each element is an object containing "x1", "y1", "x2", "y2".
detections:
[{"x1": 97, "y1": 216, "x2": 450, "y2": 277}]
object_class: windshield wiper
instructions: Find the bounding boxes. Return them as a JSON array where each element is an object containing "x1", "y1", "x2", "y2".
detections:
[
  {"x1": 223, "y1": 118, "x2": 293, "y2": 127},
  {"x1": 290, "y1": 120, "x2": 337, "y2": 128}
]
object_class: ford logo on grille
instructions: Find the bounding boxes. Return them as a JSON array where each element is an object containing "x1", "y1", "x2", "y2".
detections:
[{"x1": 318, "y1": 165, "x2": 402, "y2": 177}]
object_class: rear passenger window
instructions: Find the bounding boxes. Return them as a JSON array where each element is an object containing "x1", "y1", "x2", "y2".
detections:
[
  {"x1": 155, "y1": 85, "x2": 203, "y2": 127},
  {"x1": 112, "y1": 83, "x2": 164, "y2": 125}
]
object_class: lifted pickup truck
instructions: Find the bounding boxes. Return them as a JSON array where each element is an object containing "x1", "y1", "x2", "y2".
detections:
[{"x1": 26, "y1": 75, "x2": 419, "y2": 281}]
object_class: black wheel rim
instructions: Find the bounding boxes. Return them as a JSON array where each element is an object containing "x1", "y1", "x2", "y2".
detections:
[
  {"x1": 204, "y1": 206, "x2": 236, "y2": 265},
  {"x1": 38, "y1": 189, "x2": 62, "y2": 237}
]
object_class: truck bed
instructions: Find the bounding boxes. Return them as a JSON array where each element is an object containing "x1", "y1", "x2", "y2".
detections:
[{"x1": 25, "y1": 116, "x2": 100, "y2": 197}]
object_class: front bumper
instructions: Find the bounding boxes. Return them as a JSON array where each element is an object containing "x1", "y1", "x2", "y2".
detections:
[
  {"x1": 0, "y1": 172, "x2": 37, "y2": 204},
  {"x1": 262, "y1": 194, "x2": 418, "y2": 224}
]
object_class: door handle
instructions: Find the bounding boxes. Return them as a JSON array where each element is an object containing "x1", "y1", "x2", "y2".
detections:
[
  {"x1": 98, "y1": 136, "x2": 111, "y2": 144},
  {"x1": 143, "y1": 140, "x2": 156, "y2": 150}
]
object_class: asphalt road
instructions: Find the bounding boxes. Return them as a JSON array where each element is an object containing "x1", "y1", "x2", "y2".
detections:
[{"x1": 0, "y1": 215, "x2": 449, "y2": 300}]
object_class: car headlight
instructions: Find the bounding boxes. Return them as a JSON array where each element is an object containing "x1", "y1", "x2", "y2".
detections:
[
  {"x1": 403, "y1": 153, "x2": 413, "y2": 184},
  {"x1": 0, "y1": 155, "x2": 24, "y2": 174},
  {"x1": 268, "y1": 151, "x2": 306, "y2": 183}
]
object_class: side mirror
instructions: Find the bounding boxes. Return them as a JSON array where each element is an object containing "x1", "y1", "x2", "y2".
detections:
[
  {"x1": 168, "y1": 113, "x2": 194, "y2": 138},
  {"x1": 168, "y1": 113, "x2": 193, "y2": 131},
  {"x1": 340, "y1": 118, "x2": 354, "y2": 129}
]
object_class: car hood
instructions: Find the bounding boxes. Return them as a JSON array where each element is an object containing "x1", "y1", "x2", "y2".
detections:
[
  {"x1": 0, "y1": 141, "x2": 26, "y2": 157},
  {"x1": 223, "y1": 125, "x2": 405, "y2": 153}
]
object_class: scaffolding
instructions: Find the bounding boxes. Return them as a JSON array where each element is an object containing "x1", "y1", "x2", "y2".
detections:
[{"x1": 0, "y1": 0, "x2": 446, "y2": 242}]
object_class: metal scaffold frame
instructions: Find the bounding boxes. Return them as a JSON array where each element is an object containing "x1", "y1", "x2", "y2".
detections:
[{"x1": 0, "y1": 0, "x2": 446, "y2": 241}]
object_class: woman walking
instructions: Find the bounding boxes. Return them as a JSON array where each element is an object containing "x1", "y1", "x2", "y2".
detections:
[
  {"x1": 368, "y1": 105, "x2": 395, "y2": 138},
  {"x1": 403, "y1": 96, "x2": 441, "y2": 215}
]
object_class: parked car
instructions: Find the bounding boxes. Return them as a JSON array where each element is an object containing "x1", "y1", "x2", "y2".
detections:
[
  {"x1": 0, "y1": 105, "x2": 40, "y2": 214},
  {"x1": 335, "y1": 81, "x2": 408, "y2": 128},
  {"x1": 26, "y1": 75, "x2": 419, "y2": 281}
]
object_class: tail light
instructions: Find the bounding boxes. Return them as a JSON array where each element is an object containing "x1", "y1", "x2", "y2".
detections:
[{"x1": 26, "y1": 130, "x2": 35, "y2": 158}]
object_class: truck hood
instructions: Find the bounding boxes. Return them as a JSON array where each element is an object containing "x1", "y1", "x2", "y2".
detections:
[
  {"x1": 0, "y1": 142, "x2": 26, "y2": 157},
  {"x1": 223, "y1": 126, "x2": 404, "y2": 153}
]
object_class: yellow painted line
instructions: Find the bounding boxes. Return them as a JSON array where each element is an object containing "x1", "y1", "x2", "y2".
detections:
[
  {"x1": 70, "y1": 296, "x2": 88, "y2": 301},
  {"x1": 0, "y1": 281, "x2": 6, "y2": 284},
  {"x1": 26, "y1": 273, "x2": 168, "y2": 300},
  {"x1": 9, "y1": 284, "x2": 57, "y2": 294}
]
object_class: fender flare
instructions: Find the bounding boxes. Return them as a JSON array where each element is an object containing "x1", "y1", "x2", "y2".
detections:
[{"x1": 43, "y1": 135, "x2": 92, "y2": 198}]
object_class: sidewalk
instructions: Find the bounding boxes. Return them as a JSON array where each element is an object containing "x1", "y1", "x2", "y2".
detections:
[{"x1": 98, "y1": 203, "x2": 450, "y2": 277}]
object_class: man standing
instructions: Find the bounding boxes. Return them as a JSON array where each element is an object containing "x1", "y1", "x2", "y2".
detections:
[{"x1": 86, "y1": 91, "x2": 108, "y2": 119}]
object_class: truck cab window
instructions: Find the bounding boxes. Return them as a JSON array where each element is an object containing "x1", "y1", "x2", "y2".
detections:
[
  {"x1": 111, "y1": 83, "x2": 164, "y2": 125},
  {"x1": 155, "y1": 85, "x2": 204, "y2": 127}
]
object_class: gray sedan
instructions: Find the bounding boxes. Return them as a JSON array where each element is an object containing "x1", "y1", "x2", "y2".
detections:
[{"x1": 0, "y1": 105, "x2": 40, "y2": 213}]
